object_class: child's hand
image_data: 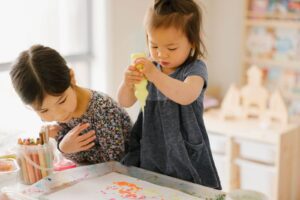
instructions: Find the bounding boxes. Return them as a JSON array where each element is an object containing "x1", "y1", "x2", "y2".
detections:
[
  {"x1": 134, "y1": 58, "x2": 159, "y2": 82},
  {"x1": 48, "y1": 124, "x2": 61, "y2": 139},
  {"x1": 123, "y1": 65, "x2": 144, "y2": 88},
  {"x1": 59, "y1": 123, "x2": 96, "y2": 154}
]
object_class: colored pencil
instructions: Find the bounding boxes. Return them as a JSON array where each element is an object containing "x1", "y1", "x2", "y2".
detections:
[
  {"x1": 17, "y1": 138, "x2": 29, "y2": 184},
  {"x1": 24, "y1": 139, "x2": 36, "y2": 184}
]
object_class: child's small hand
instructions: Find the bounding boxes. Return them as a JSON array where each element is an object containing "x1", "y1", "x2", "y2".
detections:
[
  {"x1": 123, "y1": 65, "x2": 144, "y2": 88},
  {"x1": 134, "y1": 58, "x2": 159, "y2": 82},
  {"x1": 48, "y1": 124, "x2": 61, "y2": 139},
  {"x1": 59, "y1": 123, "x2": 96, "y2": 154}
]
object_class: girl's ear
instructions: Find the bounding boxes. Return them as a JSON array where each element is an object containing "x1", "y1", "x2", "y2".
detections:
[
  {"x1": 69, "y1": 68, "x2": 76, "y2": 85},
  {"x1": 190, "y1": 47, "x2": 195, "y2": 57},
  {"x1": 190, "y1": 43, "x2": 196, "y2": 56}
]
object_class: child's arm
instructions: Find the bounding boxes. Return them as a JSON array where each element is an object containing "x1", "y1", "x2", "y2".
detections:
[
  {"x1": 58, "y1": 123, "x2": 96, "y2": 154},
  {"x1": 117, "y1": 65, "x2": 143, "y2": 107},
  {"x1": 137, "y1": 58, "x2": 204, "y2": 105}
]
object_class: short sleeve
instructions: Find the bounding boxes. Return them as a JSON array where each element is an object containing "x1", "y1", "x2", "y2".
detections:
[{"x1": 183, "y1": 60, "x2": 208, "y2": 90}]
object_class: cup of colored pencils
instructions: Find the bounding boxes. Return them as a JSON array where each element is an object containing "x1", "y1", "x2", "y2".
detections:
[{"x1": 16, "y1": 126, "x2": 54, "y2": 185}]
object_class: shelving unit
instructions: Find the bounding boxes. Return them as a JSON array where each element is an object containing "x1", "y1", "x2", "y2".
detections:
[
  {"x1": 245, "y1": 19, "x2": 300, "y2": 28},
  {"x1": 247, "y1": 11, "x2": 300, "y2": 20},
  {"x1": 244, "y1": 57, "x2": 300, "y2": 69},
  {"x1": 241, "y1": 0, "x2": 300, "y2": 120},
  {"x1": 204, "y1": 109, "x2": 300, "y2": 200}
]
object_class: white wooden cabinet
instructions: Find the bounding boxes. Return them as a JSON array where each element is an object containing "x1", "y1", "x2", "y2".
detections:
[{"x1": 204, "y1": 109, "x2": 300, "y2": 200}]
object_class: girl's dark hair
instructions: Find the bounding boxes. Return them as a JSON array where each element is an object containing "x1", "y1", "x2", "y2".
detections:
[
  {"x1": 145, "y1": 0, "x2": 206, "y2": 61},
  {"x1": 10, "y1": 44, "x2": 71, "y2": 107}
]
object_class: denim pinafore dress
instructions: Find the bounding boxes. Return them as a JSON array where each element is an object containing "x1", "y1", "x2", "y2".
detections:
[{"x1": 122, "y1": 60, "x2": 221, "y2": 189}]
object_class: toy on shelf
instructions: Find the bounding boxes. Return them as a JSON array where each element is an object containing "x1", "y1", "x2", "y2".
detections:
[
  {"x1": 246, "y1": 27, "x2": 274, "y2": 59},
  {"x1": 288, "y1": 1, "x2": 300, "y2": 12},
  {"x1": 278, "y1": 70, "x2": 298, "y2": 99},
  {"x1": 274, "y1": 29, "x2": 298, "y2": 61},
  {"x1": 220, "y1": 65, "x2": 289, "y2": 125},
  {"x1": 241, "y1": 65, "x2": 269, "y2": 119},
  {"x1": 266, "y1": 67, "x2": 281, "y2": 91},
  {"x1": 264, "y1": 90, "x2": 289, "y2": 124},
  {"x1": 130, "y1": 53, "x2": 148, "y2": 112},
  {"x1": 251, "y1": 0, "x2": 269, "y2": 14},
  {"x1": 220, "y1": 84, "x2": 242, "y2": 119},
  {"x1": 269, "y1": 2, "x2": 289, "y2": 13}
]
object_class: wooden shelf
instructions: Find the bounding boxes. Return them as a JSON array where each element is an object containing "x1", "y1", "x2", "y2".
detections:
[
  {"x1": 237, "y1": 1, "x2": 300, "y2": 198},
  {"x1": 245, "y1": 19, "x2": 300, "y2": 28},
  {"x1": 247, "y1": 11, "x2": 300, "y2": 20},
  {"x1": 244, "y1": 57, "x2": 300, "y2": 70},
  {"x1": 204, "y1": 109, "x2": 300, "y2": 199}
]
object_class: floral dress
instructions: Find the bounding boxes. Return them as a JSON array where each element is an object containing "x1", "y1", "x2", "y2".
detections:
[{"x1": 56, "y1": 90, "x2": 132, "y2": 164}]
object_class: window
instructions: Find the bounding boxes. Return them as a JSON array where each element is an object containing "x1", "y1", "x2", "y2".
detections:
[{"x1": 0, "y1": 0, "x2": 92, "y2": 140}]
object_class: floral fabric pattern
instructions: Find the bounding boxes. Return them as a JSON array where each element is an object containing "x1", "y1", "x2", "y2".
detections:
[{"x1": 56, "y1": 90, "x2": 132, "y2": 164}]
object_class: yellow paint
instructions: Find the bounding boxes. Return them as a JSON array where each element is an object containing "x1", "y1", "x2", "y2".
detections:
[
  {"x1": 130, "y1": 53, "x2": 148, "y2": 112},
  {"x1": 0, "y1": 154, "x2": 16, "y2": 159}
]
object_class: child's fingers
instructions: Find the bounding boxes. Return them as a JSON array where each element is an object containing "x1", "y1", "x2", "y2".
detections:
[
  {"x1": 128, "y1": 65, "x2": 137, "y2": 71},
  {"x1": 71, "y1": 123, "x2": 90, "y2": 137},
  {"x1": 80, "y1": 142, "x2": 95, "y2": 151},
  {"x1": 79, "y1": 130, "x2": 96, "y2": 143},
  {"x1": 134, "y1": 57, "x2": 147, "y2": 64},
  {"x1": 133, "y1": 79, "x2": 144, "y2": 84},
  {"x1": 127, "y1": 78, "x2": 144, "y2": 85},
  {"x1": 79, "y1": 136, "x2": 96, "y2": 148},
  {"x1": 126, "y1": 70, "x2": 142, "y2": 76},
  {"x1": 131, "y1": 77, "x2": 144, "y2": 82},
  {"x1": 125, "y1": 70, "x2": 132, "y2": 77}
]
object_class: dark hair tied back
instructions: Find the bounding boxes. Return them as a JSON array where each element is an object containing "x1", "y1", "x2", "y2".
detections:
[
  {"x1": 147, "y1": 0, "x2": 206, "y2": 60},
  {"x1": 154, "y1": 0, "x2": 192, "y2": 15}
]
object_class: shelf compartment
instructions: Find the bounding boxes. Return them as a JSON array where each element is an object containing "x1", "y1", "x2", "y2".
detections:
[
  {"x1": 235, "y1": 138, "x2": 276, "y2": 165},
  {"x1": 236, "y1": 158, "x2": 276, "y2": 200}
]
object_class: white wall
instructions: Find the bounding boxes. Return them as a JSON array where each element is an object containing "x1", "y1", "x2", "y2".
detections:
[
  {"x1": 92, "y1": 0, "x2": 152, "y2": 120},
  {"x1": 204, "y1": 0, "x2": 245, "y2": 96},
  {"x1": 92, "y1": 0, "x2": 245, "y2": 119},
  {"x1": 91, "y1": 0, "x2": 107, "y2": 93}
]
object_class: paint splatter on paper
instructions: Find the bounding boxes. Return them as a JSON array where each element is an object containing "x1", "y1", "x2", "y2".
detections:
[
  {"x1": 45, "y1": 172, "x2": 202, "y2": 200},
  {"x1": 102, "y1": 181, "x2": 144, "y2": 199}
]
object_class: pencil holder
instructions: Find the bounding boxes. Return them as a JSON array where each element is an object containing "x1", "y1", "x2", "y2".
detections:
[{"x1": 17, "y1": 143, "x2": 54, "y2": 185}]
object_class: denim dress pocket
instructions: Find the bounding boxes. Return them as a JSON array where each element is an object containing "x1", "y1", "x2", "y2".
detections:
[
  {"x1": 184, "y1": 140, "x2": 205, "y2": 165},
  {"x1": 184, "y1": 139, "x2": 220, "y2": 187}
]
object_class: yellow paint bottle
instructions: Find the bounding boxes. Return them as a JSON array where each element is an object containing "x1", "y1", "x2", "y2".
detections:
[{"x1": 130, "y1": 53, "x2": 148, "y2": 112}]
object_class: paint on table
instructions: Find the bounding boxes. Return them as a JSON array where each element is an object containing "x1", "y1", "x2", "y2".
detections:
[{"x1": 45, "y1": 172, "x2": 203, "y2": 200}]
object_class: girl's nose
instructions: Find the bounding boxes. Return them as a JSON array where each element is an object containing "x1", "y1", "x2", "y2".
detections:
[
  {"x1": 52, "y1": 110, "x2": 67, "y2": 122},
  {"x1": 157, "y1": 49, "x2": 168, "y2": 59}
]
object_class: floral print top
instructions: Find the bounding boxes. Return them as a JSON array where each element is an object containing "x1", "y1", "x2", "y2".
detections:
[{"x1": 56, "y1": 90, "x2": 132, "y2": 164}]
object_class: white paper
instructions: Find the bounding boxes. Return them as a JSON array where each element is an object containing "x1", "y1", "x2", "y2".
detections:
[{"x1": 45, "y1": 172, "x2": 202, "y2": 200}]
